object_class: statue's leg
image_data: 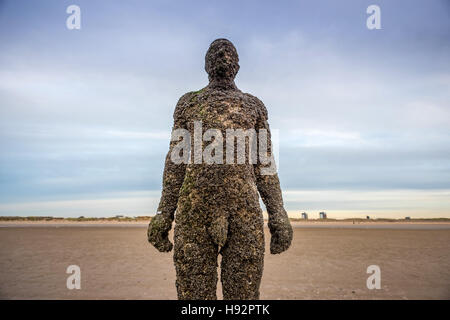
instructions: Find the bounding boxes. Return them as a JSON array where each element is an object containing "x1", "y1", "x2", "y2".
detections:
[
  {"x1": 173, "y1": 222, "x2": 219, "y2": 300},
  {"x1": 220, "y1": 210, "x2": 265, "y2": 300}
]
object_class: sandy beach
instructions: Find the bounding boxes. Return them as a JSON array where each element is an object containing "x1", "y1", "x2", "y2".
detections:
[{"x1": 0, "y1": 221, "x2": 449, "y2": 299}]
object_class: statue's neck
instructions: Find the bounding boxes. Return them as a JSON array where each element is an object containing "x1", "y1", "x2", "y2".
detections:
[{"x1": 207, "y1": 77, "x2": 237, "y2": 90}]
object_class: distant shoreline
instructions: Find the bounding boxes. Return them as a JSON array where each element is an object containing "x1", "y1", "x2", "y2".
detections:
[
  {"x1": 0, "y1": 216, "x2": 449, "y2": 230},
  {"x1": 0, "y1": 216, "x2": 449, "y2": 223}
]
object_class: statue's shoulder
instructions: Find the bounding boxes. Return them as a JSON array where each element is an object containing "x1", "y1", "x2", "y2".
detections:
[
  {"x1": 173, "y1": 88, "x2": 208, "y2": 122},
  {"x1": 242, "y1": 92, "x2": 268, "y2": 119},
  {"x1": 177, "y1": 91, "x2": 197, "y2": 106},
  {"x1": 172, "y1": 91, "x2": 193, "y2": 122},
  {"x1": 178, "y1": 87, "x2": 209, "y2": 105},
  {"x1": 174, "y1": 89, "x2": 202, "y2": 112}
]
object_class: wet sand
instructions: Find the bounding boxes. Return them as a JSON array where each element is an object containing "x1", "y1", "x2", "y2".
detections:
[{"x1": 0, "y1": 222, "x2": 449, "y2": 299}]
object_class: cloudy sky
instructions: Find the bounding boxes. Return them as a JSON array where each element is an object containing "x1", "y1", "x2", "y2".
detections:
[{"x1": 0, "y1": 0, "x2": 449, "y2": 218}]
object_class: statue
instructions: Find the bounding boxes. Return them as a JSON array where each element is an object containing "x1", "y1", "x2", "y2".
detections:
[{"x1": 148, "y1": 38, "x2": 293, "y2": 300}]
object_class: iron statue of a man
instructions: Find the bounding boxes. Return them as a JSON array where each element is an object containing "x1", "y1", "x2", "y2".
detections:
[{"x1": 148, "y1": 38, "x2": 293, "y2": 300}]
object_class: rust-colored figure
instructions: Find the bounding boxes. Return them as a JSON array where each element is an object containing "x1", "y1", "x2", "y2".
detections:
[{"x1": 148, "y1": 39, "x2": 293, "y2": 300}]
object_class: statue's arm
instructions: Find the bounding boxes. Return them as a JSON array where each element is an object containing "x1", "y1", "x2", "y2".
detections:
[
  {"x1": 147, "y1": 93, "x2": 191, "y2": 252},
  {"x1": 252, "y1": 97, "x2": 293, "y2": 254}
]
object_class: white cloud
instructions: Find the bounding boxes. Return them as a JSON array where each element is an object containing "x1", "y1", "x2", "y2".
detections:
[
  {"x1": 1, "y1": 1, "x2": 449, "y2": 217},
  {"x1": 283, "y1": 189, "x2": 450, "y2": 219},
  {"x1": 0, "y1": 191, "x2": 161, "y2": 217},
  {"x1": 1, "y1": 189, "x2": 449, "y2": 219}
]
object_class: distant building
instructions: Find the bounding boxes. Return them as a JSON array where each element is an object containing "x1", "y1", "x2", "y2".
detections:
[
  {"x1": 319, "y1": 212, "x2": 327, "y2": 219},
  {"x1": 301, "y1": 212, "x2": 308, "y2": 219},
  {"x1": 405, "y1": 216, "x2": 411, "y2": 220},
  {"x1": 115, "y1": 215, "x2": 125, "y2": 219}
]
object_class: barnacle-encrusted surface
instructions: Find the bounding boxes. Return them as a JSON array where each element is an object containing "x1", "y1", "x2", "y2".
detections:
[{"x1": 148, "y1": 39, "x2": 293, "y2": 300}]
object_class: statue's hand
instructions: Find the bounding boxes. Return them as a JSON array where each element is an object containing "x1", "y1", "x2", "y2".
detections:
[
  {"x1": 147, "y1": 213, "x2": 173, "y2": 252},
  {"x1": 268, "y1": 209, "x2": 293, "y2": 254}
]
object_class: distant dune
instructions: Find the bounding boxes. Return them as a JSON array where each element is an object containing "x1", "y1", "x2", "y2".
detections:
[{"x1": 1, "y1": 216, "x2": 449, "y2": 223}]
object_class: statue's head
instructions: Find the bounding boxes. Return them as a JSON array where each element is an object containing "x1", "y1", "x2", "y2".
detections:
[{"x1": 205, "y1": 39, "x2": 239, "y2": 82}]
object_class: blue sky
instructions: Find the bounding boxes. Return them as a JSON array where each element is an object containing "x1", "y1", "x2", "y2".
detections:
[{"x1": 0, "y1": 0, "x2": 449, "y2": 218}]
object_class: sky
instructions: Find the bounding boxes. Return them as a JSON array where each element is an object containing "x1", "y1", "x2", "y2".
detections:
[{"x1": 0, "y1": 0, "x2": 449, "y2": 218}]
